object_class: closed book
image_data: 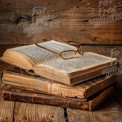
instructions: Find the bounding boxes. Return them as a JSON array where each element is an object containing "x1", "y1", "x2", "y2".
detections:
[
  {"x1": 1, "y1": 40, "x2": 117, "y2": 85},
  {"x1": 3, "y1": 86, "x2": 114, "y2": 111},
  {"x1": 2, "y1": 68, "x2": 117, "y2": 99}
]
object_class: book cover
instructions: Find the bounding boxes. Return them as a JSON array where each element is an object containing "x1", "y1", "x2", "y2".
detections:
[{"x1": 3, "y1": 86, "x2": 114, "y2": 111}]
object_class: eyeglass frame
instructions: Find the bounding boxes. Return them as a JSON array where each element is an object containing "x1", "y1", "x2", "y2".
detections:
[
  {"x1": 35, "y1": 43, "x2": 78, "y2": 60},
  {"x1": 67, "y1": 41, "x2": 84, "y2": 55}
]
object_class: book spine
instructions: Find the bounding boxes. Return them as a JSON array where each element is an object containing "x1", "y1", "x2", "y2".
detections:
[{"x1": 3, "y1": 88, "x2": 89, "y2": 110}]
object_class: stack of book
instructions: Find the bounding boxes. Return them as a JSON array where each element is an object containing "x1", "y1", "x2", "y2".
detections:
[{"x1": 0, "y1": 40, "x2": 118, "y2": 111}]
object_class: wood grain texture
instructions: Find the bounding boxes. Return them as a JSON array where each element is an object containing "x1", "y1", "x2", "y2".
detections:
[
  {"x1": 14, "y1": 103, "x2": 64, "y2": 122},
  {"x1": 0, "y1": 0, "x2": 121, "y2": 44},
  {"x1": 0, "y1": 78, "x2": 15, "y2": 122},
  {"x1": 67, "y1": 88, "x2": 122, "y2": 122}
]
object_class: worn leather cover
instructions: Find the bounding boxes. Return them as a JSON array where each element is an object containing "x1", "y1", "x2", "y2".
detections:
[{"x1": 3, "y1": 86, "x2": 114, "y2": 111}]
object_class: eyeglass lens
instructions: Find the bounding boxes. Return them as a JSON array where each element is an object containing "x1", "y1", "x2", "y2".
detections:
[{"x1": 61, "y1": 50, "x2": 77, "y2": 59}]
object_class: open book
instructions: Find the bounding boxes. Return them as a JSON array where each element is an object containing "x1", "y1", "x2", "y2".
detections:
[{"x1": 1, "y1": 40, "x2": 117, "y2": 85}]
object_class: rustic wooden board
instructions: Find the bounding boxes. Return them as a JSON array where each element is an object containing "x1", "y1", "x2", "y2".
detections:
[
  {"x1": 0, "y1": 93, "x2": 15, "y2": 122},
  {"x1": 14, "y1": 103, "x2": 65, "y2": 122},
  {"x1": 0, "y1": 0, "x2": 121, "y2": 44}
]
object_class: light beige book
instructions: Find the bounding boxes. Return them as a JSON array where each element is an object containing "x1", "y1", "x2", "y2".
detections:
[
  {"x1": 2, "y1": 68, "x2": 116, "y2": 99},
  {"x1": 0, "y1": 40, "x2": 117, "y2": 85}
]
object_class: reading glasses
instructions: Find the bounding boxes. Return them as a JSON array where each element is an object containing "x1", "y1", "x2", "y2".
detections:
[
  {"x1": 35, "y1": 42, "x2": 83, "y2": 60},
  {"x1": 36, "y1": 41, "x2": 122, "y2": 60}
]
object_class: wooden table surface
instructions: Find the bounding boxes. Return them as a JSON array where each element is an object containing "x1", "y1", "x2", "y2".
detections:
[{"x1": 0, "y1": 45, "x2": 122, "y2": 122}]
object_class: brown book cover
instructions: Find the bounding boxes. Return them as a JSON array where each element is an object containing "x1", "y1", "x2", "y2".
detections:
[
  {"x1": 3, "y1": 86, "x2": 114, "y2": 111},
  {"x1": 2, "y1": 68, "x2": 117, "y2": 99}
]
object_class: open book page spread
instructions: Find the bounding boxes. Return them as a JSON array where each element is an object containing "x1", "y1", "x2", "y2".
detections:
[
  {"x1": 9, "y1": 40, "x2": 116, "y2": 73},
  {"x1": 38, "y1": 53, "x2": 116, "y2": 73},
  {"x1": 10, "y1": 40, "x2": 77, "y2": 64},
  {"x1": 11, "y1": 44, "x2": 57, "y2": 64}
]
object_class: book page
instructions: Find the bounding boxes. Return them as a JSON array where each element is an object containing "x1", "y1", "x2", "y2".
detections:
[
  {"x1": 40, "y1": 40, "x2": 77, "y2": 53},
  {"x1": 11, "y1": 45, "x2": 57, "y2": 64},
  {"x1": 10, "y1": 40, "x2": 77, "y2": 64},
  {"x1": 39, "y1": 52, "x2": 116, "y2": 73}
]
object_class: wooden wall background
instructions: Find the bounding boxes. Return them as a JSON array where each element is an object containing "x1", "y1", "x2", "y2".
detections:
[{"x1": 0, "y1": 0, "x2": 121, "y2": 44}]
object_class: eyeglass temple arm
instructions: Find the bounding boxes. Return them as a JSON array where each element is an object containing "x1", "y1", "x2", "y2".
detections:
[{"x1": 35, "y1": 43, "x2": 60, "y2": 54}]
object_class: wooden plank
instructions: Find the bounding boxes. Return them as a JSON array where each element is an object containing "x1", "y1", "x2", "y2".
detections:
[
  {"x1": 0, "y1": 94, "x2": 15, "y2": 122},
  {"x1": 67, "y1": 88, "x2": 122, "y2": 122},
  {"x1": 0, "y1": 78, "x2": 15, "y2": 122},
  {"x1": 0, "y1": 0, "x2": 121, "y2": 44},
  {"x1": 67, "y1": 108, "x2": 93, "y2": 122},
  {"x1": 14, "y1": 102, "x2": 65, "y2": 122}
]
